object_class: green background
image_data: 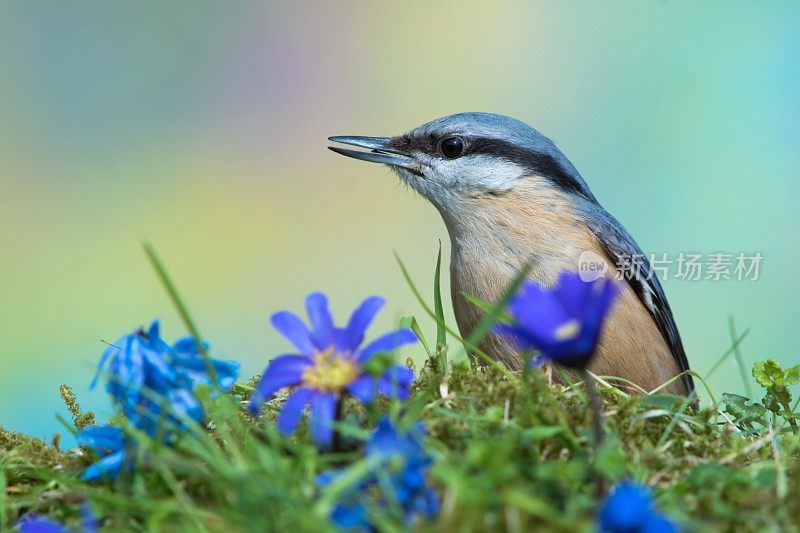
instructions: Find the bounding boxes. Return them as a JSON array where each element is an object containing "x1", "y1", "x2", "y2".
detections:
[{"x1": 1, "y1": 1, "x2": 798, "y2": 442}]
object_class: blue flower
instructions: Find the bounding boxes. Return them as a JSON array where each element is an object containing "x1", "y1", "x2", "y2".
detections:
[
  {"x1": 317, "y1": 417, "x2": 439, "y2": 531},
  {"x1": 316, "y1": 470, "x2": 370, "y2": 529},
  {"x1": 17, "y1": 517, "x2": 73, "y2": 533},
  {"x1": 248, "y1": 293, "x2": 417, "y2": 448},
  {"x1": 75, "y1": 425, "x2": 131, "y2": 481},
  {"x1": 170, "y1": 336, "x2": 240, "y2": 391},
  {"x1": 365, "y1": 418, "x2": 439, "y2": 519},
  {"x1": 18, "y1": 503, "x2": 96, "y2": 533},
  {"x1": 496, "y1": 272, "x2": 620, "y2": 368},
  {"x1": 92, "y1": 320, "x2": 240, "y2": 436},
  {"x1": 598, "y1": 482, "x2": 678, "y2": 533}
]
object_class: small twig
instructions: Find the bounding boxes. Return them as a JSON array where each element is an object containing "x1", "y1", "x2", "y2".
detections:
[{"x1": 719, "y1": 428, "x2": 776, "y2": 465}]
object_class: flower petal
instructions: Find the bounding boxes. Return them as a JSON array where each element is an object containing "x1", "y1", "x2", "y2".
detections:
[
  {"x1": 271, "y1": 311, "x2": 315, "y2": 355},
  {"x1": 76, "y1": 426, "x2": 125, "y2": 452},
  {"x1": 248, "y1": 355, "x2": 311, "y2": 413},
  {"x1": 347, "y1": 374, "x2": 377, "y2": 403},
  {"x1": 598, "y1": 482, "x2": 653, "y2": 532},
  {"x1": 104, "y1": 336, "x2": 146, "y2": 401},
  {"x1": 277, "y1": 387, "x2": 314, "y2": 435},
  {"x1": 507, "y1": 282, "x2": 566, "y2": 341},
  {"x1": 90, "y1": 341, "x2": 121, "y2": 389},
  {"x1": 640, "y1": 513, "x2": 677, "y2": 533},
  {"x1": 340, "y1": 296, "x2": 385, "y2": 353},
  {"x1": 305, "y1": 292, "x2": 335, "y2": 349},
  {"x1": 330, "y1": 502, "x2": 370, "y2": 530},
  {"x1": 147, "y1": 319, "x2": 161, "y2": 340},
  {"x1": 493, "y1": 324, "x2": 537, "y2": 350},
  {"x1": 171, "y1": 335, "x2": 210, "y2": 355},
  {"x1": 309, "y1": 392, "x2": 337, "y2": 448},
  {"x1": 81, "y1": 449, "x2": 127, "y2": 481},
  {"x1": 17, "y1": 516, "x2": 72, "y2": 533},
  {"x1": 81, "y1": 502, "x2": 98, "y2": 533},
  {"x1": 170, "y1": 349, "x2": 241, "y2": 392},
  {"x1": 134, "y1": 337, "x2": 176, "y2": 390},
  {"x1": 552, "y1": 272, "x2": 594, "y2": 317},
  {"x1": 315, "y1": 468, "x2": 346, "y2": 487},
  {"x1": 358, "y1": 329, "x2": 417, "y2": 363},
  {"x1": 378, "y1": 366, "x2": 415, "y2": 400},
  {"x1": 586, "y1": 278, "x2": 621, "y2": 326},
  {"x1": 167, "y1": 388, "x2": 205, "y2": 426},
  {"x1": 208, "y1": 359, "x2": 241, "y2": 391}
]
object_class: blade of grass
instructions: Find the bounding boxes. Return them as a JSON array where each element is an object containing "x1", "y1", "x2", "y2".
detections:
[
  {"x1": 705, "y1": 327, "x2": 750, "y2": 381},
  {"x1": 156, "y1": 464, "x2": 209, "y2": 533},
  {"x1": 142, "y1": 242, "x2": 220, "y2": 389},
  {"x1": 461, "y1": 292, "x2": 514, "y2": 324},
  {"x1": 0, "y1": 467, "x2": 6, "y2": 526},
  {"x1": 656, "y1": 328, "x2": 749, "y2": 448},
  {"x1": 400, "y1": 316, "x2": 433, "y2": 358},
  {"x1": 461, "y1": 260, "x2": 532, "y2": 360},
  {"x1": 394, "y1": 252, "x2": 513, "y2": 378},
  {"x1": 315, "y1": 456, "x2": 380, "y2": 516},
  {"x1": 728, "y1": 316, "x2": 753, "y2": 398},
  {"x1": 433, "y1": 241, "x2": 447, "y2": 352},
  {"x1": 55, "y1": 413, "x2": 78, "y2": 437}
]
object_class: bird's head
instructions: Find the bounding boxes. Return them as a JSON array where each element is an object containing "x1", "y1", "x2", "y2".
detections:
[{"x1": 329, "y1": 112, "x2": 596, "y2": 220}]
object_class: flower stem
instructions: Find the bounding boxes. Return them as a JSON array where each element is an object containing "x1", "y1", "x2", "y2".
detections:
[
  {"x1": 580, "y1": 368, "x2": 606, "y2": 497},
  {"x1": 332, "y1": 397, "x2": 344, "y2": 453},
  {"x1": 580, "y1": 369, "x2": 604, "y2": 447}
]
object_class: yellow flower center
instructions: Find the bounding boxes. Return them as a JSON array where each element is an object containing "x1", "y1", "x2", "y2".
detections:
[
  {"x1": 301, "y1": 348, "x2": 360, "y2": 392},
  {"x1": 554, "y1": 319, "x2": 582, "y2": 341}
]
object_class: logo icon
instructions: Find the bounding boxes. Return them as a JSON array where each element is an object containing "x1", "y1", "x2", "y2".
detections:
[{"x1": 578, "y1": 250, "x2": 608, "y2": 282}]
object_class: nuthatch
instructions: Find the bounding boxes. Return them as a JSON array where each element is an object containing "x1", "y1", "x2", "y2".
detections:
[{"x1": 329, "y1": 113, "x2": 693, "y2": 396}]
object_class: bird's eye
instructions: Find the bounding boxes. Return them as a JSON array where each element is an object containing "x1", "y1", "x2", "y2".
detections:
[{"x1": 439, "y1": 137, "x2": 464, "y2": 159}]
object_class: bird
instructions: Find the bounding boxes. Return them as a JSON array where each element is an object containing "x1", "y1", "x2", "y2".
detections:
[{"x1": 328, "y1": 112, "x2": 693, "y2": 396}]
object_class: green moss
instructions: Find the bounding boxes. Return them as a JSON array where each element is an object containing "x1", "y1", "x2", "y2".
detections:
[
  {"x1": 2, "y1": 357, "x2": 799, "y2": 531},
  {"x1": 59, "y1": 384, "x2": 96, "y2": 431}
]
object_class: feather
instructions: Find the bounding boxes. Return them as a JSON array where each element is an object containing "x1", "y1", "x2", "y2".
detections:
[{"x1": 581, "y1": 204, "x2": 695, "y2": 395}]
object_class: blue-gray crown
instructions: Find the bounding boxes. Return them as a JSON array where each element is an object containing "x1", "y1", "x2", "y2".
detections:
[{"x1": 400, "y1": 112, "x2": 597, "y2": 202}]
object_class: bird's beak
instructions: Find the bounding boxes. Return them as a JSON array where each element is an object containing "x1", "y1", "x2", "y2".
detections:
[{"x1": 327, "y1": 136, "x2": 422, "y2": 176}]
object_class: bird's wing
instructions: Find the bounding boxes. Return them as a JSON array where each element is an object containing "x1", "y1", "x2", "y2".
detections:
[{"x1": 583, "y1": 207, "x2": 695, "y2": 395}]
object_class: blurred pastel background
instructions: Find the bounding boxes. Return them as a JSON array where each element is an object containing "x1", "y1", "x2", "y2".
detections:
[{"x1": 1, "y1": 1, "x2": 798, "y2": 443}]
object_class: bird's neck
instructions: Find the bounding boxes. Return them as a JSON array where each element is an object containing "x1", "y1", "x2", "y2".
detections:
[{"x1": 440, "y1": 179, "x2": 602, "y2": 296}]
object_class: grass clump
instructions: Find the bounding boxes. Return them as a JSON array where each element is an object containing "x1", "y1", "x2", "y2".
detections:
[
  {"x1": 2, "y1": 247, "x2": 799, "y2": 531},
  {"x1": 2, "y1": 357, "x2": 800, "y2": 531}
]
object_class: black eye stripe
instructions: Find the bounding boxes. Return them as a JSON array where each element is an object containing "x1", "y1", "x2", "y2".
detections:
[
  {"x1": 464, "y1": 137, "x2": 595, "y2": 201},
  {"x1": 390, "y1": 134, "x2": 593, "y2": 200},
  {"x1": 390, "y1": 134, "x2": 436, "y2": 153}
]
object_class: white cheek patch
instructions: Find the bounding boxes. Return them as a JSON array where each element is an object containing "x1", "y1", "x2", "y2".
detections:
[{"x1": 424, "y1": 154, "x2": 526, "y2": 194}]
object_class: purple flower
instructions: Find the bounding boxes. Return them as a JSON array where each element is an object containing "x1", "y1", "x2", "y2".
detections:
[
  {"x1": 248, "y1": 293, "x2": 417, "y2": 448},
  {"x1": 496, "y1": 272, "x2": 620, "y2": 368},
  {"x1": 598, "y1": 482, "x2": 678, "y2": 533},
  {"x1": 317, "y1": 417, "x2": 438, "y2": 530},
  {"x1": 92, "y1": 320, "x2": 240, "y2": 437},
  {"x1": 75, "y1": 425, "x2": 131, "y2": 481}
]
